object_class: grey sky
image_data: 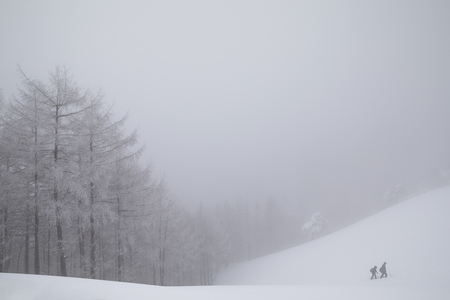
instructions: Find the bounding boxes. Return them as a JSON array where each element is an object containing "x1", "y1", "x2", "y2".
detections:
[{"x1": 1, "y1": 0, "x2": 450, "y2": 219}]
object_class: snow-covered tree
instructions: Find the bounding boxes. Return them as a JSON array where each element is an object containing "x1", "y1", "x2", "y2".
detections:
[
  {"x1": 382, "y1": 183, "x2": 407, "y2": 205},
  {"x1": 192, "y1": 205, "x2": 230, "y2": 285},
  {"x1": 73, "y1": 94, "x2": 144, "y2": 279},
  {"x1": 33, "y1": 66, "x2": 93, "y2": 276},
  {"x1": 1, "y1": 71, "x2": 55, "y2": 274},
  {"x1": 108, "y1": 155, "x2": 151, "y2": 282},
  {"x1": 301, "y1": 212, "x2": 328, "y2": 241}
]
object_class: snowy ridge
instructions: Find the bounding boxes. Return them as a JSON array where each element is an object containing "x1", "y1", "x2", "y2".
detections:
[{"x1": 1, "y1": 187, "x2": 450, "y2": 300}]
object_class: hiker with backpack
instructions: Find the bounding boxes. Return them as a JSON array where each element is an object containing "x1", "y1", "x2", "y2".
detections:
[
  {"x1": 370, "y1": 266, "x2": 378, "y2": 279},
  {"x1": 380, "y1": 262, "x2": 387, "y2": 278}
]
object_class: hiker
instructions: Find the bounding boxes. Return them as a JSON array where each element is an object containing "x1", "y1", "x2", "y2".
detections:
[
  {"x1": 380, "y1": 262, "x2": 387, "y2": 278},
  {"x1": 370, "y1": 266, "x2": 378, "y2": 279}
]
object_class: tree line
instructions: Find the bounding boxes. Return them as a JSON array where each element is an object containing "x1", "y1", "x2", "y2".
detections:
[{"x1": 0, "y1": 66, "x2": 307, "y2": 285}]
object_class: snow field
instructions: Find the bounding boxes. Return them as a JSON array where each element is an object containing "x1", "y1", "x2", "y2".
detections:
[{"x1": 1, "y1": 187, "x2": 450, "y2": 300}]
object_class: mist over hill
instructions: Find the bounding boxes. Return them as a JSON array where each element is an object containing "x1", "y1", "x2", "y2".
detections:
[{"x1": 215, "y1": 186, "x2": 450, "y2": 288}]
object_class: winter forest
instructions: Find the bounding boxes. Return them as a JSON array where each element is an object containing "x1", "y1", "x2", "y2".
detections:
[{"x1": 0, "y1": 66, "x2": 319, "y2": 285}]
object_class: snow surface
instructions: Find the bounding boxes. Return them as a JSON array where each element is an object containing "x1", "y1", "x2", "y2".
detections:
[{"x1": 1, "y1": 187, "x2": 450, "y2": 299}]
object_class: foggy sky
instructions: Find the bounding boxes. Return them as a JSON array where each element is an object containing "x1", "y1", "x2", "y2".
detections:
[{"x1": 1, "y1": 0, "x2": 450, "y2": 219}]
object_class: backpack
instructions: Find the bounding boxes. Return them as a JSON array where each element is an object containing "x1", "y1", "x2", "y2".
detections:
[{"x1": 370, "y1": 267, "x2": 375, "y2": 273}]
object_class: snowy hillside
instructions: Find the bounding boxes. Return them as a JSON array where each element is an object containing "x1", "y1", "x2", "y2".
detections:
[
  {"x1": 215, "y1": 186, "x2": 450, "y2": 287},
  {"x1": 1, "y1": 187, "x2": 450, "y2": 300}
]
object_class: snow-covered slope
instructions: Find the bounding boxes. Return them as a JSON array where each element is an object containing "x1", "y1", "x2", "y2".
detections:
[
  {"x1": 215, "y1": 187, "x2": 450, "y2": 287},
  {"x1": 1, "y1": 187, "x2": 449, "y2": 300}
]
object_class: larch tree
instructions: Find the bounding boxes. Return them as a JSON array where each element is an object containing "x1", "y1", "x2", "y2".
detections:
[
  {"x1": 105, "y1": 131, "x2": 152, "y2": 282},
  {"x1": 3, "y1": 71, "x2": 56, "y2": 274},
  {"x1": 15, "y1": 65, "x2": 95, "y2": 276},
  {"x1": 72, "y1": 94, "x2": 130, "y2": 278}
]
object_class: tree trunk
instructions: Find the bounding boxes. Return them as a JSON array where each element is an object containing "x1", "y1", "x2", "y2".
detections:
[
  {"x1": 1, "y1": 162, "x2": 12, "y2": 272},
  {"x1": 25, "y1": 204, "x2": 30, "y2": 273},
  {"x1": 89, "y1": 137, "x2": 97, "y2": 278},
  {"x1": 34, "y1": 200, "x2": 40, "y2": 274},
  {"x1": 0, "y1": 208, "x2": 5, "y2": 272},
  {"x1": 117, "y1": 195, "x2": 124, "y2": 281},
  {"x1": 33, "y1": 125, "x2": 41, "y2": 274},
  {"x1": 54, "y1": 107, "x2": 67, "y2": 277},
  {"x1": 55, "y1": 202, "x2": 67, "y2": 276},
  {"x1": 77, "y1": 213, "x2": 86, "y2": 277},
  {"x1": 90, "y1": 210, "x2": 96, "y2": 278}
]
